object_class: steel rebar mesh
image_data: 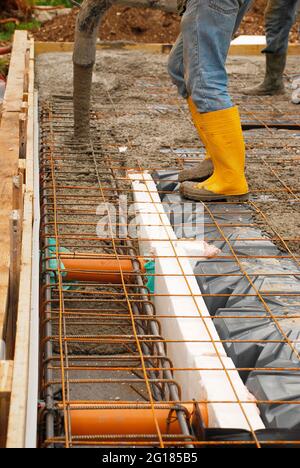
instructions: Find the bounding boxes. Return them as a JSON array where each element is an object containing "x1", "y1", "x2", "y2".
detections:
[
  {"x1": 39, "y1": 98, "x2": 195, "y2": 448},
  {"x1": 38, "y1": 55, "x2": 300, "y2": 448}
]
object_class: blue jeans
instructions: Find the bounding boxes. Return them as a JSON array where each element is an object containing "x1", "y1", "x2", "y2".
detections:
[
  {"x1": 168, "y1": 0, "x2": 253, "y2": 113},
  {"x1": 263, "y1": 0, "x2": 299, "y2": 55}
]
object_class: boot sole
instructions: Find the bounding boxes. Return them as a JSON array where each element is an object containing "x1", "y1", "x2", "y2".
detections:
[
  {"x1": 242, "y1": 89, "x2": 286, "y2": 97},
  {"x1": 180, "y1": 185, "x2": 249, "y2": 202},
  {"x1": 178, "y1": 172, "x2": 213, "y2": 183}
]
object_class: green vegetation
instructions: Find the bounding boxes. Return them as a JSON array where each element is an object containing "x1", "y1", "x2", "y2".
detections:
[
  {"x1": 0, "y1": 57, "x2": 10, "y2": 77},
  {"x1": 0, "y1": 20, "x2": 41, "y2": 42},
  {"x1": 0, "y1": 0, "x2": 83, "y2": 42},
  {"x1": 34, "y1": 0, "x2": 82, "y2": 6}
]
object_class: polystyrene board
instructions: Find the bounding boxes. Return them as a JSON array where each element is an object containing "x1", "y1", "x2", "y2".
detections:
[
  {"x1": 154, "y1": 247, "x2": 264, "y2": 430},
  {"x1": 154, "y1": 244, "x2": 227, "y2": 353},
  {"x1": 129, "y1": 172, "x2": 265, "y2": 429},
  {"x1": 130, "y1": 178, "x2": 176, "y2": 256},
  {"x1": 193, "y1": 356, "x2": 265, "y2": 430}
]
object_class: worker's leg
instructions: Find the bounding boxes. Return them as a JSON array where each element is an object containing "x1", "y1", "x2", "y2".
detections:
[
  {"x1": 178, "y1": 0, "x2": 253, "y2": 184},
  {"x1": 244, "y1": 0, "x2": 298, "y2": 95},
  {"x1": 179, "y1": 0, "x2": 250, "y2": 201},
  {"x1": 168, "y1": 33, "x2": 188, "y2": 99},
  {"x1": 233, "y1": 0, "x2": 254, "y2": 36},
  {"x1": 168, "y1": 0, "x2": 253, "y2": 106},
  {"x1": 168, "y1": 14, "x2": 215, "y2": 184},
  {"x1": 264, "y1": 0, "x2": 298, "y2": 54}
]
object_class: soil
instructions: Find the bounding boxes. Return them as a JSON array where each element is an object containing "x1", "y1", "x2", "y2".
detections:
[{"x1": 32, "y1": 3, "x2": 300, "y2": 44}]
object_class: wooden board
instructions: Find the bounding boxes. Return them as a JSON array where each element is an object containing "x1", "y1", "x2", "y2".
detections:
[
  {"x1": 35, "y1": 40, "x2": 171, "y2": 55},
  {"x1": 3, "y1": 31, "x2": 28, "y2": 113},
  {"x1": 0, "y1": 31, "x2": 30, "y2": 447},
  {"x1": 0, "y1": 361, "x2": 13, "y2": 447},
  {"x1": 6, "y1": 192, "x2": 33, "y2": 448},
  {"x1": 0, "y1": 32, "x2": 28, "y2": 348},
  {"x1": 34, "y1": 40, "x2": 300, "y2": 57},
  {"x1": 0, "y1": 112, "x2": 22, "y2": 344},
  {"x1": 230, "y1": 43, "x2": 300, "y2": 56},
  {"x1": 6, "y1": 39, "x2": 35, "y2": 449}
]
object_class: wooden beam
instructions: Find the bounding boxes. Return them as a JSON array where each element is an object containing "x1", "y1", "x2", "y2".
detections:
[
  {"x1": 3, "y1": 31, "x2": 28, "y2": 113},
  {"x1": 18, "y1": 160, "x2": 26, "y2": 184},
  {"x1": 0, "y1": 32, "x2": 30, "y2": 446},
  {"x1": 6, "y1": 39, "x2": 35, "y2": 449},
  {"x1": 12, "y1": 173, "x2": 24, "y2": 213},
  {"x1": 34, "y1": 40, "x2": 300, "y2": 57},
  {"x1": 0, "y1": 32, "x2": 28, "y2": 345},
  {"x1": 0, "y1": 112, "x2": 22, "y2": 343},
  {"x1": 229, "y1": 43, "x2": 300, "y2": 56},
  {"x1": 19, "y1": 113, "x2": 27, "y2": 160},
  {"x1": 5, "y1": 211, "x2": 22, "y2": 359},
  {"x1": 0, "y1": 361, "x2": 13, "y2": 448},
  {"x1": 35, "y1": 41, "x2": 172, "y2": 55},
  {"x1": 24, "y1": 40, "x2": 35, "y2": 193},
  {"x1": 6, "y1": 192, "x2": 33, "y2": 448}
]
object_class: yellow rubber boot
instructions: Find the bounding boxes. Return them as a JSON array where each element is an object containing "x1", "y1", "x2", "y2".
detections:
[
  {"x1": 188, "y1": 97, "x2": 212, "y2": 162},
  {"x1": 178, "y1": 98, "x2": 213, "y2": 183},
  {"x1": 180, "y1": 106, "x2": 249, "y2": 201}
]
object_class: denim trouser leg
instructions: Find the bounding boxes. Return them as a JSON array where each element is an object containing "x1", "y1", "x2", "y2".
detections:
[
  {"x1": 263, "y1": 0, "x2": 299, "y2": 55},
  {"x1": 168, "y1": 33, "x2": 188, "y2": 99},
  {"x1": 168, "y1": 0, "x2": 253, "y2": 113}
]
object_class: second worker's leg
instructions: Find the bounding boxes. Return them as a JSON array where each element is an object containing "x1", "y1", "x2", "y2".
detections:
[{"x1": 244, "y1": 0, "x2": 299, "y2": 96}]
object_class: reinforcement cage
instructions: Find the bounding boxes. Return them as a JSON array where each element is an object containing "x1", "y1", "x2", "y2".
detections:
[{"x1": 39, "y1": 55, "x2": 300, "y2": 448}]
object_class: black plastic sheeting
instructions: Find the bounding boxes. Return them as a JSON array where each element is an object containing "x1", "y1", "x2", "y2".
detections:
[
  {"x1": 153, "y1": 169, "x2": 300, "y2": 431},
  {"x1": 204, "y1": 428, "x2": 300, "y2": 448}
]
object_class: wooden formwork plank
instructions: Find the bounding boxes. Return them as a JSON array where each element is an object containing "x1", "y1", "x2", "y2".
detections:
[
  {"x1": 0, "y1": 360, "x2": 13, "y2": 448},
  {"x1": 0, "y1": 31, "x2": 28, "y2": 349},
  {"x1": 34, "y1": 40, "x2": 172, "y2": 55},
  {"x1": 6, "y1": 191, "x2": 33, "y2": 448},
  {"x1": 34, "y1": 40, "x2": 300, "y2": 56},
  {"x1": 0, "y1": 113, "x2": 22, "y2": 344},
  {"x1": 229, "y1": 43, "x2": 300, "y2": 55},
  {"x1": 24, "y1": 40, "x2": 35, "y2": 193},
  {"x1": 6, "y1": 39, "x2": 35, "y2": 449},
  {"x1": 5, "y1": 211, "x2": 22, "y2": 359},
  {"x1": 18, "y1": 159, "x2": 26, "y2": 182},
  {"x1": 3, "y1": 31, "x2": 28, "y2": 113},
  {"x1": 34, "y1": 41, "x2": 171, "y2": 55},
  {"x1": 0, "y1": 361, "x2": 12, "y2": 392}
]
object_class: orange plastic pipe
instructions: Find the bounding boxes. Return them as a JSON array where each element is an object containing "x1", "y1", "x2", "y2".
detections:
[
  {"x1": 69, "y1": 404, "x2": 208, "y2": 436},
  {"x1": 61, "y1": 255, "x2": 145, "y2": 283}
]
